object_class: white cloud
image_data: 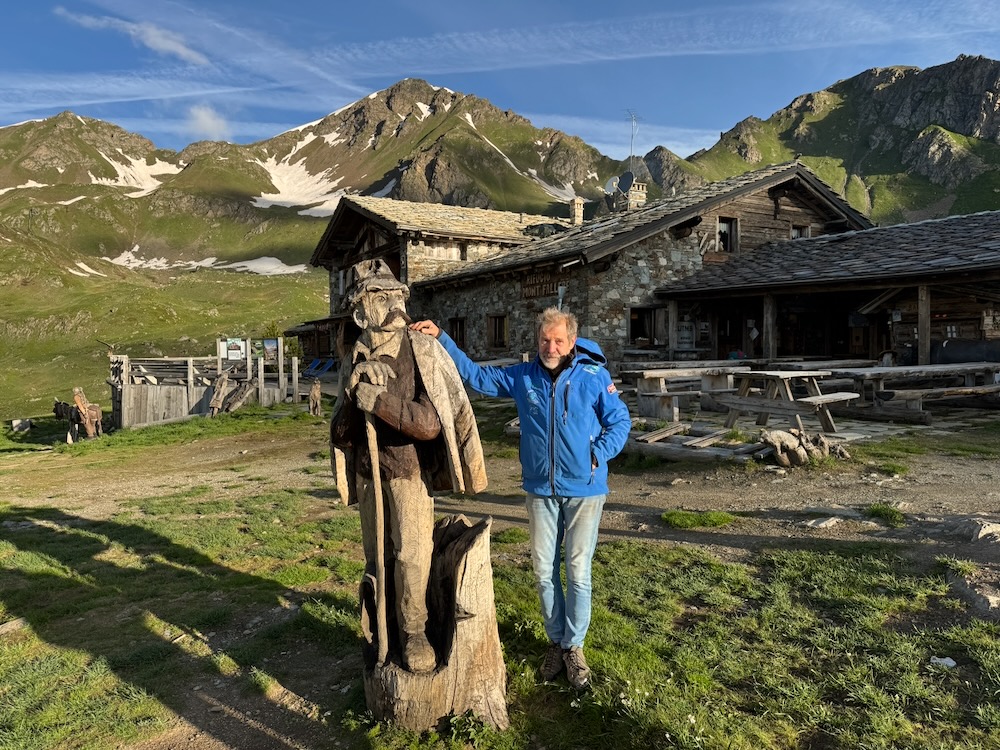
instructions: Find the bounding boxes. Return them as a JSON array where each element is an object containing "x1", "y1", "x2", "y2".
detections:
[
  {"x1": 54, "y1": 6, "x2": 210, "y2": 66},
  {"x1": 185, "y1": 104, "x2": 232, "y2": 142}
]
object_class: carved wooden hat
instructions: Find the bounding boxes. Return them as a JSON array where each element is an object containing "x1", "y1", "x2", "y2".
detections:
[{"x1": 343, "y1": 258, "x2": 409, "y2": 310}]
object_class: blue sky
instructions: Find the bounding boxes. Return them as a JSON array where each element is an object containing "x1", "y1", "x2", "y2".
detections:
[{"x1": 3, "y1": 1, "x2": 1000, "y2": 160}]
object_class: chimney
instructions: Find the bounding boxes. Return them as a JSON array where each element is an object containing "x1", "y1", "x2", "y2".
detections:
[
  {"x1": 627, "y1": 182, "x2": 648, "y2": 211},
  {"x1": 570, "y1": 197, "x2": 585, "y2": 226}
]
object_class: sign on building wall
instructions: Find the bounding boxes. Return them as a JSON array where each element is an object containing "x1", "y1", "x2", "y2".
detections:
[{"x1": 522, "y1": 270, "x2": 559, "y2": 299}]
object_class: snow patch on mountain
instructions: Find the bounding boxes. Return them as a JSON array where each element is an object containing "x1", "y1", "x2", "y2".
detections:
[
  {"x1": 252, "y1": 148, "x2": 346, "y2": 216},
  {"x1": 90, "y1": 149, "x2": 183, "y2": 196},
  {"x1": 104, "y1": 246, "x2": 307, "y2": 275},
  {"x1": 76, "y1": 261, "x2": 106, "y2": 277},
  {"x1": 0, "y1": 180, "x2": 48, "y2": 196}
]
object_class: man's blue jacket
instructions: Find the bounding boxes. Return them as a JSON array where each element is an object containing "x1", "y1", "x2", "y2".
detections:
[{"x1": 436, "y1": 332, "x2": 632, "y2": 498}]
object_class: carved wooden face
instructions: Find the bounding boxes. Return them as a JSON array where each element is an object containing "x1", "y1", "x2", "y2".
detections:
[{"x1": 352, "y1": 288, "x2": 409, "y2": 332}]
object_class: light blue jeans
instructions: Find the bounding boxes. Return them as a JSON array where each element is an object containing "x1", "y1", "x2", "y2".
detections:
[{"x1": 525, "y1": 493, "x2": 606, "y2": 649}]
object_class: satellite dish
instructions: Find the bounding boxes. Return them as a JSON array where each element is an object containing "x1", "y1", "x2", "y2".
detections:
[
  {"x1": 618, "y1": 170, "x2": 634, "y2": 194},
  {"x1": 603, "y1": 176, "x2": 619, "y2": 195}
]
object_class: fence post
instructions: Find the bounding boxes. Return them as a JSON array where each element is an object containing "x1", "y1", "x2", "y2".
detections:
[
  {"x1": 257, "y1": 356, "x2": 265, "y2": 405},
  {"x1": 187, "y1": 359, "x2": 195, "y2": 413},
  {"x1": 277, "y1": 338, "x2": 286, "y2": 399}
]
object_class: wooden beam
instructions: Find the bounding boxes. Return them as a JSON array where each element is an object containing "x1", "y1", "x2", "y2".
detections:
[
  {"x1": 938, "y1": 284, "x2": 1000, "y2": 304},
  {"x1": 667, "y1": 300, "x2": 679, "y2": 357},
  {"x1": 762, "y1": 294, "x2": 777, "y2": 360},
  {"x1": 858, "y1": 287, "x2": 904, "y2": 315},
  {"x1": 918, "y1": 285, "x2": 930, "y2": 366}
]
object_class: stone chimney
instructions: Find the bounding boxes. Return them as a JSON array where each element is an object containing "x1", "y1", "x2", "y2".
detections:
[
  {"x1": 570, "y1": 197, "x2": 585, "y2": 226},
  {"x1": 627, "y1": 182, "x2": 648, "y2": 211}
]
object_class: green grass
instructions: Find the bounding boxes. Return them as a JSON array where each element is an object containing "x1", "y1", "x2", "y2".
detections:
[
  {"x1": 2, "y1": 414, "x2": 1000, "y2": 749},
  {"x1": 660, "y1": 509, "x2": 738, "y2": 529},
  {"x1": 936, "y1": 555, "x2": 979, "y2": 579},
  {"x1": 865, "y1": 503, "x2": 907, "y2": 528},
  {"x1": 845, "y1": 420, "x2": 1000, "y2": 476}
]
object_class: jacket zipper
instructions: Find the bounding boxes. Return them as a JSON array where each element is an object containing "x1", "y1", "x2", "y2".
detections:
[{"x1": 548, "y1": 378, "x2": 557, "y2": 494}]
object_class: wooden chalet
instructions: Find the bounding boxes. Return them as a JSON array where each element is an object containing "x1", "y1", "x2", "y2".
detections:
[
  {"x1": 410, "y1": 161, "x2": 871, "y2": 368},
  {"x1": 654, "y1": 210, "x2": 1000, "y2": 365},
  {"x1": 292, "y1": 195, "x2": 569, "y2": 359}
]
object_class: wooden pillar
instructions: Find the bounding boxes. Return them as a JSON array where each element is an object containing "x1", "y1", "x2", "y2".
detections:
[
  {"x1": 121, "y1": 355, "x2": 131, "y2": 430},
  {"x1": 257, "y1": 356, "x2": 265, "y2": 404},
  {"x1": 186, "y1": 359, "x2": 195, "y2": 413},
  {"x1": 666, "y1": 300, "x2": 679, "y2": 359},
  {"x1": 277, "y1": 338, "x2": 286, "y2": 397},
  {"x1": 918, "y1": 285, "x2": 931, "y2": 365},
  {"x1": 762, "y1": 295, "x2": 777, "y2": 360},
  {"x1": 292, "y1": 356, "x2": 300, "y2": 403},
  {"x1": 244, "y1": 340, "x2": 252, "y2": 382}
]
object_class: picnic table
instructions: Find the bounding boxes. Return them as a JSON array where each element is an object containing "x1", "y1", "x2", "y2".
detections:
[
  {"x1": 713, "y1": 370, "x2": 860, "y2": 434},
  {"x1": 820, "y1": 361, "x2": 1000, "y2": 409},
  {"x1": 635, "y1": 365, "x2": 752, "y2": 421}
]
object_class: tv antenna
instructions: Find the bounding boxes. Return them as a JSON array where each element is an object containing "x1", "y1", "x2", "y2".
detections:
[{"x1": 626, "y1": 109, "x2": 641, "y2": 174}]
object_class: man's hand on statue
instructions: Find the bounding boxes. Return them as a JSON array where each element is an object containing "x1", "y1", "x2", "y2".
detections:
[
  {"x1": 349, "y1": 361, "x2": 396, "y2": 389},
  {"x1": 409, "y1": 320, "x2": 440, "y2": 338},
  {"x1": 353, "y1": 382, "x2": 384, "y2": 413}
]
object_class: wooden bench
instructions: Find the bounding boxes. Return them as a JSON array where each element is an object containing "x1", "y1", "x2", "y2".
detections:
[
  {"x1": 636, "y1": 390, "x2": 702, "y2": 422},
  {"x1": 714, "y1": 391, "x2": 859, "y2": 433},
  {"x1": 874, "y1": 383, "x2": 1000, "y2": 411}
]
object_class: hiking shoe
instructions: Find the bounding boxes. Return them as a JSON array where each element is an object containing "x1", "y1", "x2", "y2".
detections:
[
  {"x1": 540, "y1": 641, "x2": 564, "y2": 680},
  {"x1": 563, "y1": 646, "x2": 591, "y2": 689}
]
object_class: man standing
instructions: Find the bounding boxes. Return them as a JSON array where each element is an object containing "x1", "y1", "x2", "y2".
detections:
[
  {"x1": 332, "y1": 260, "x2": 486, "y2": 673},
  {"x1": 410, "y1": 309, "x2": 631, "y2": 689}
]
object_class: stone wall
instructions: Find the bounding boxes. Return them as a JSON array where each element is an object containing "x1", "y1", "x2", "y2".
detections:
[
  {"x1": 583, "y1": 229, "x2": 703, "y2": 365},
  {"x1": 409, "y1": 227, "x2": 706, "y2": 369},
  {"x1": 404, "y1": 238, "x2": 515, "y2": 284}
]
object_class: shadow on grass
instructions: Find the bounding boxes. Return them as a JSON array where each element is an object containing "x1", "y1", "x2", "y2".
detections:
[{"x1": 0, "y1": 505, "x2": 361, "y2": 749}]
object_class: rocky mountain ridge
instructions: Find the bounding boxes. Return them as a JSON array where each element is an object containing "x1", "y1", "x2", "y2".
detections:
[{"x1": 4, "y1": 55, "x2": 1000, "y2": 276}]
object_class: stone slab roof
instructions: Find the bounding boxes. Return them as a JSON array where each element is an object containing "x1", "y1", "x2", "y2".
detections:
[
  {"x1": 655, "y1": 210, "x2": 1000, "y2": 298},
  {"x1": 342, "y1": 195, "x2": 568, "y2": 242},
  {"x1": 415, "y1": 161, "x2": 869, "y2": 288}
]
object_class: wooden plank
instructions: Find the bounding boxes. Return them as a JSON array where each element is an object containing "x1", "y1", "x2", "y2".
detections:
[
  {"x1": 796, "y1": 392, "x2": 860, "y2": 405},
  {"x1": 682, "y1": 429, "x2": 729, "y2": 448},
  {"x1": 877, "y1": 383, "x2": 1000, "y2": 401},
  {"x1": 714, "y1": 394, "x2": 822, "y2": 417},
  {"x1": 635, "y1": 422, "x2": 690, "y2": 443},
  {"x1": 625, "y1": 440, "x2": 758, "y2": 463}
]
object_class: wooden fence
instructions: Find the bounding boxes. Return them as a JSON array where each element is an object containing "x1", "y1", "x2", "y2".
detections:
[{"x1": 107, "y1": 354, "x2": 303, "y2": 429}]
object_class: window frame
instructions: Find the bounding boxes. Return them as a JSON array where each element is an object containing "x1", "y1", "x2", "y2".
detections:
[{"x1": 487, "y1": 314, "x2": 509, "y2": 349}]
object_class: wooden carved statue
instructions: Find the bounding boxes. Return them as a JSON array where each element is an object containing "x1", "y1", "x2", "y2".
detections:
[
  {"x1": 329, "y1": 259, "x2": 507, "y2": 731},
  {"x1": 208, "y1": 371, "x2": 230, "y2": 417},
  {"x1": 308, "y1": 379, "x2": 323, "y2": 416}
]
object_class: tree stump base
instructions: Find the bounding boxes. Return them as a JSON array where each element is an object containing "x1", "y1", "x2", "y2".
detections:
[{"x1": 361, "y1": 514, "x2": 508, "y2": 732}]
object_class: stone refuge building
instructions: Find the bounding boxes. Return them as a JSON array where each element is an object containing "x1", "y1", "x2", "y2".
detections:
[
  {"x1": 408, "y1": 161, "x2": 870, "y2": 368},
  {"x1": 293, "y1": 195, "x2": 570, "y2": 359},
  {"x1": 655, "y1": 210, "x2": 1000, "y2": 365}
]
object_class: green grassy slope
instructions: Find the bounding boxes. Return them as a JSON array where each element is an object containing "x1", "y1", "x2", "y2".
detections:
[{"x1": 0, "y1": 234, "x2": 329, "y2": 422}]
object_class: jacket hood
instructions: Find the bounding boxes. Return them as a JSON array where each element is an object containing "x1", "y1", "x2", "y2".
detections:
[{"x1": 573, "y1": 337, "x2": 608, "y2": 367}]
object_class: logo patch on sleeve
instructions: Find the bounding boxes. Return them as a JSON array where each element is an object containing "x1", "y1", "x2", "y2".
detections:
[{"x1": 607, "y1": 383, "x2": 618, "y2": 394}]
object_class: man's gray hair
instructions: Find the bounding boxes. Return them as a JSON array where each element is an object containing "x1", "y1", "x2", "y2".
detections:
[{"x1": 537, "y1": 307, "x2": 578, "y2": 339}]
